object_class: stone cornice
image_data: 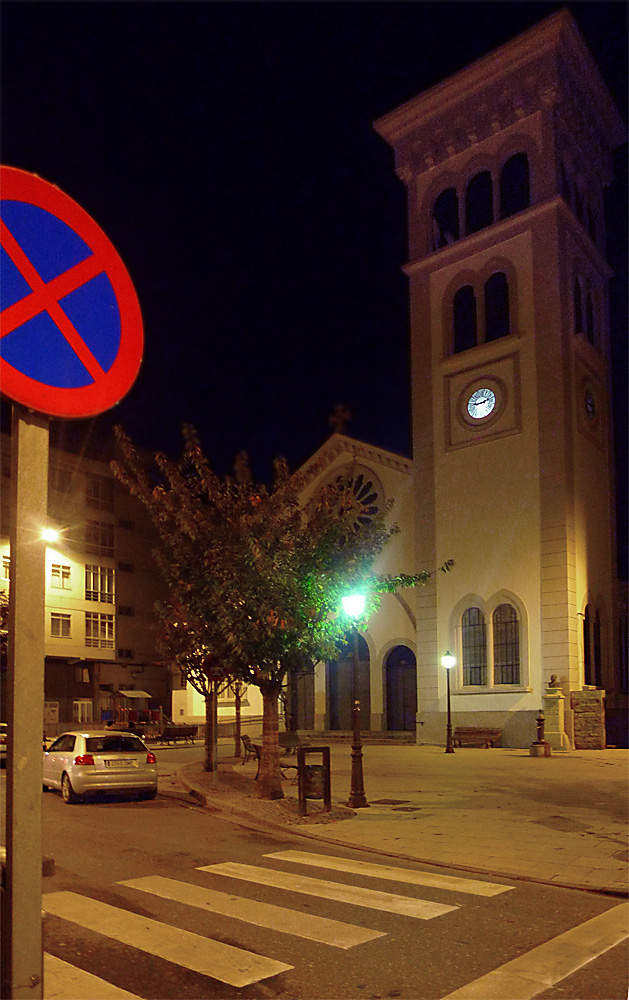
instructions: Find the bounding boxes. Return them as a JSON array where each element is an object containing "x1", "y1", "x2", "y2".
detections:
[
  {"x1": 374, "y1": 10, "x2": 626, "y2": 183},
  {"x1": 298, "y1": 434, "x2": 412, "y2": 489}
]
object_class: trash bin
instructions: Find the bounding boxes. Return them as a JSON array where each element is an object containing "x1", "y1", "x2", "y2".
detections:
[
  {"x1": 297, "y1": 746, "x2": 331, "y2": 816},
  {"x1": 303, "y1": 764, "x2": 325, "y2": 799}
]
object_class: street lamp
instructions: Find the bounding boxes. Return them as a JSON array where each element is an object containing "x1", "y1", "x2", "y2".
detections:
[
  {"x1": 341, "y1": 592, "x2": 369, "y2": 808},
  {"x1": 41, "y1": 528, "x2": 59, "y2": 543},
  {"x1": 441, "y1": 651, "x2": 456, "y2": 754}
]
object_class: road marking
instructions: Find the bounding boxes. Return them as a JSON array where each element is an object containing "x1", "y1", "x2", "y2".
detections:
[
  {"x1": 265, "y1": 851, "x2": 513, "y2": 897},
  {"x1": 441, "y1": 901, "x2": 629, "y2": 999},
  {"x1": 199, "y1": 862, "x2": 457, "y2": 920},
  {"x1": 119, "y1": 875, "x2": 385, "y2": 949},
  {"x1": 44, "y1": 952, "x2": 140, "y2": 999},
  {"x1": 42, "y1": 891, "x2": 292, "y2": 988}
]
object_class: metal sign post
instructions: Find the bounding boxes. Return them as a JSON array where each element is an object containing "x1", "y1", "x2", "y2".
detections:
[
  {"x1": 1, "y1": 408, "x2": 49, "y2": 999},
  {"x1": 0, "y1": 165, "x2": 144, "y2": 999}
]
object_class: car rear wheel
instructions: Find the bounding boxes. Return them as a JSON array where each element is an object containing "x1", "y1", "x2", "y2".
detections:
[{"x1": 61, "y1": 772, "x2": 79, "y2": 804}]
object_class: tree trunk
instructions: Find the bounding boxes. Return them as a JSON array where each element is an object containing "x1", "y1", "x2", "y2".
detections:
[
  {"x1": 204, "y1": 689, "x2": 216, "y2": 772},
  {"x1": 257, "y1": 685, "x2": 283, "y2": 799},
  {"x1": 234, "y1": 686, "x2": 242, "y2": 758}
]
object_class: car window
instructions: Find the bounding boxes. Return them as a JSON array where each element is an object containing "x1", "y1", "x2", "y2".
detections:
[
  {"x1": 85, "y1": 736, "x2": 146, "y2": 754},
  {"x1": 49, "y1": 735, "x2": 75, "y2": 752}
]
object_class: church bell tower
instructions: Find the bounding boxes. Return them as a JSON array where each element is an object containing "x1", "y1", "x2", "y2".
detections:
[{"x1": 374, "y1": 11, "x2": 626, "y2": 745}]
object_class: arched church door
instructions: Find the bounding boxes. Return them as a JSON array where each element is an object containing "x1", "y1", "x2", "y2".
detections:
[
  {"x1": 386, "y1": 645, "x2": 417, "y2": 731},
  {"x1": 328, "y1": 634, "x2": 371, "y2": 730}
]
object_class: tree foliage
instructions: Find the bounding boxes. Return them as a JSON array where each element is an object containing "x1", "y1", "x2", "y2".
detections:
[{"x1": 112, "y1": 425, "x2": 451, "y2": 797}]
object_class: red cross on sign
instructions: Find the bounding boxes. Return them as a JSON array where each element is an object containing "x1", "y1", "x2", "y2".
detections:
[{"x1": 0, "y1": 166, "x2": 143, "y2": 418}]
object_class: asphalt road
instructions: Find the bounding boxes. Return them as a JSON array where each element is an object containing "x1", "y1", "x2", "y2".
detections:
[
  {"x1": 3, "y1": 746, "x2": 617, "y2": 1000},
  {"x1": 1, "y1": 747, "x2": 627, "y2": 999}
]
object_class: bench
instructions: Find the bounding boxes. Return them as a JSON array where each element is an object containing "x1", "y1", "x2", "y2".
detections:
[
  {"x1": 161, "y1": 724, "x2": 198, "y2": 744},
  {"x1": 240, "y1": 734, "x2": 261, "y2": 764},
  {"x1": 241, "y1": 735, "x2": 297, "y2": 781},
  {"x1": 453, "y1": 727, "x2": 502, "y2": 748},
  {"x1": 278, "y1": 732, "x2": 309, "y2": 755}
]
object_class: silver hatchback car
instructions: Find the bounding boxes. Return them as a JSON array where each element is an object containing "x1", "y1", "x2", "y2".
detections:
[{"x1": 43, "y1": 730, "x2": 158, "y2": 803}]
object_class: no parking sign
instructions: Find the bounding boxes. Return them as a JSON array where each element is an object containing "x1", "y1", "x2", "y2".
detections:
[{"x1": 0, "y1": 165, "x2": 143, "y2": 417}]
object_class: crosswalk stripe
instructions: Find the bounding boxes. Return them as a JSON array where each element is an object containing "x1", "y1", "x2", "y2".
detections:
[
  {"x1": 198, "y1": 862, "x2": 458, "y2": 920},
  {"x1": 440, "y1": 901, "x2": 629, "y2": 1000},
  {"x1": 42, "y1": 891, "x2": 292, "y2": 988},
  {"x1": 265, "y1": 850, "x2": 513, "y2": 897},
  {"x1": 44, "y1": 953, "x2": 141, "y2": 1000},
  {"x1": 119, "y1": 875, "x2": 385, "y2": 949}
]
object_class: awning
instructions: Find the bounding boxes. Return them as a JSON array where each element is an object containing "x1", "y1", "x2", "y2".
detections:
[{"x1": 116, "y1": 689, "x2": 152, "y2": 699}]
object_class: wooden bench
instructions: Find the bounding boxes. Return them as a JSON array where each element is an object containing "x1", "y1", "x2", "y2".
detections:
[
  {"x1": 278, "y1": 732, "x2": 310, "y2": 755},
  {"x1": 240, "y1": 734, "x2": 261, "y2": 764},
  {"x1": 162, "y1": 724, "x2": 198, "y2": 744},
  {"x1": 241, "y1": 735, "x2": 297, "y2": 781},
  {"x1": 453, "y1": 727, "x2": 502, "y2": 748}
]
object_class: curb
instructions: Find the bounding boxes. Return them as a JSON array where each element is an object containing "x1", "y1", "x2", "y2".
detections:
[{"x1": 177, "y1": 768, "x2": 629, "y2": 900}]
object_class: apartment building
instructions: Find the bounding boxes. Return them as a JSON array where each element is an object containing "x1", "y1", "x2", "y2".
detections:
[{"x1": 0, "y1": 432, "x2": 173, "y2": 736}]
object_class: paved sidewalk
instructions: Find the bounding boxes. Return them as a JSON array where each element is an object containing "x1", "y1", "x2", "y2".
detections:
[{"x1": 177, "y1": 743, "x2": 629, "y2": 896}]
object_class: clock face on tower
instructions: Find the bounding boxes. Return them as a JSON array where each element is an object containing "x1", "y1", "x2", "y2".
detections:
[{"x1": 467, "y1": 387, "x2": 496, "y2": 420}]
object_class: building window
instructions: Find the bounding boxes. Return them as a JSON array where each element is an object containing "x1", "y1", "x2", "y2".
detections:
[
  {"x1": 118, "y1": 648, "x2": 135, "y2": 659},
  {"x1": 49, "y1": 468, "x2": 72, "y2": 493},
  {"x1": 85, "y1": 612, "x2": 114, "y2": 649},
  {"x1": 86, "y1": 475, "x2": 114, "y2": 511},
  {"x1": 51, "y1": 612, "x2": 71, "y2": 638},
  {"x1": 2, "y1": 556, "x2": 10, "y2": 580},
  {"x1": 493, "y1": 604, "x2": 520, "y2": 684},
  {"x1": 86, "y1": 520, "x2": 114, "y2": 557},
  {"x1": 73, "y1": 700, "x2": 93, "y2": 725},
  {"x1": 51, "y1": 564, "x2": 71, "y2": 589},
  {"x1": 499, "y1": 153, "x2": 530, "y2": 219},
  {"x1": 462, "y1": 607, "x2": 487, "y2": 685},
  {"x1": 582, "y1": 603, "x2": 603, "y2": 687},
  {"x1": 453, "y1": 285, "x2": 477, "y2": 353},
  {"x1": 432, "y1": 187, "x2": 460, "y2": 249},
  {"x1": 484, "y1": 272, "x2": 510, "y2": 341},
  {"x1": 465, "y1": 171, "x2": 493, "y2": 235},
  {"x1": 118, "y1": 562, "x2": 134, "y2": 573},
  {"x1": 118, "y1": 518, "x2": 135, "y2": 531},
  {"x1": 118, "y1": 605, "x2": 135, "y2": 616},
  {"x1": 85, "y1": 565, "x2": 114, "y2": 603}
]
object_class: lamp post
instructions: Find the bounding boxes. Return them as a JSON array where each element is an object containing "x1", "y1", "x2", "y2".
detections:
[
  {"x1": 342, "y1": 593, "x2": 369, "y2": 808},
  {"x1": 442, "y1": 651, "x2": 456, "y2": 753}
]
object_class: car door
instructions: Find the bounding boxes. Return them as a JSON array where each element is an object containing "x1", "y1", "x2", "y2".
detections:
[{"x1": 44, "y1": 734, "x2": 76, "y2": 787}]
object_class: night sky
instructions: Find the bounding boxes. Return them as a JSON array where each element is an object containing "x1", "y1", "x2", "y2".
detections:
[{"x1": 1, "y1": 2, "x2": 627, "y2": 564}]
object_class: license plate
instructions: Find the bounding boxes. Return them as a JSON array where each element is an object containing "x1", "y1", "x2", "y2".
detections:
[{"x1": 104, "y1": 758, "x2": 135, "y2": 767}]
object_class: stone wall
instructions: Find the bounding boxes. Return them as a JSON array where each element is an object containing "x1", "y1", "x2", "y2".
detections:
[{"x1": 570, "y1": 689, "x2": 606, "y2": 749}]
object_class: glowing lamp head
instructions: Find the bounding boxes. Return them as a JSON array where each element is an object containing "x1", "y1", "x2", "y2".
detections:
[
  {"x1": 441, "y1": 651, "x2": 456, "y2": 670},
  {"x1": 342, "y1": 593, "x2": 366, "y2": 620},
  {"x1": 41, "y1": 528, "x2": 60, "y2": 543}
]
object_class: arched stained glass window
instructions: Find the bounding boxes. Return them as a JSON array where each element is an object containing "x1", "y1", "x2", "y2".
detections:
[
  {"x1": 466, "y1": 171, "x2": 493, "y2": 235},
  {"x1": 453, "y1": 285, "x2": 477, "y2": 353},
  {"x1": 493, "y1": 604, "x2": 520, "y2": 684},
  {"x1": 485, "y1": 272, "x2": 510, "y2": 342},
  {"x1": 500, "y1": 153, "x2": 530, "y2": 218},
  {"x1": 432, "y1": 187, "x2": 460, "y2": 250},
  {"x1": 462, "y1": 607, "x2": 487, "y2": 685}
]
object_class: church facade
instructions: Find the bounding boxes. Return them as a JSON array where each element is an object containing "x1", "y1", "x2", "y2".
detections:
[{"x1": 288, "y1": 11, "x2": 626, "y2": 748}]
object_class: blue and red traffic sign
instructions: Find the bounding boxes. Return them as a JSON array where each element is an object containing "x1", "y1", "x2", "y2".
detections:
[{"x1": 0, "y1": 166, "x2": 143, "y2": 418}]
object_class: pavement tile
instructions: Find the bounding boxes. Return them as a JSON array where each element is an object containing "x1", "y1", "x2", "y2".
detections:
[{"x1": 176, "y1": 744, "x2": 629, "y2": 895}]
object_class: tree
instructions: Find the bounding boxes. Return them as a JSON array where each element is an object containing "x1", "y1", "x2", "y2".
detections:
[{"x1": 112, "y1": 425, "x2": 451, "y2": 798}]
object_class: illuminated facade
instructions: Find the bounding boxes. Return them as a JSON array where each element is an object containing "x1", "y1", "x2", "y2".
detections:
[
  {"x1": 372, "y1": 10, "x2": 625, "y2": 744},
  {"x1": 0, "y1": 434, "x2": 172, "y2": 735}
]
